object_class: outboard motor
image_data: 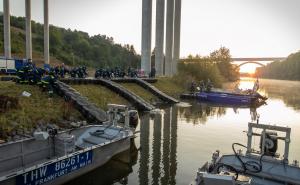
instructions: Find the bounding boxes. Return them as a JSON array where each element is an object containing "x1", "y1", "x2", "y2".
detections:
[
  {"x1": 129, "y1": 110, "x2": 139, "y2": 128},
  {"x1": 115, "y1": 109, "x2": 139, "y2": 128},
  {"x1": 260, "y1": 131, "x2": 278, "y2": 157}
]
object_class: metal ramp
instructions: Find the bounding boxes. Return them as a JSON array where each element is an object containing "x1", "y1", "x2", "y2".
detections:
[
  {"x1": 112, "y1": 78, "x2": 179, "y2": 103},
  {"x1": 60, "y1": 78, "x2": 155, "y2": 111},
  {"x1": 131, "y1": 78, "x2": 179, "y2": 103},
  {"x1": 111, "y1": 78, "x2": 157, "y2": 83},
  {"x1": 56, "y1": 80, "x2": 107, "y2": 123}
]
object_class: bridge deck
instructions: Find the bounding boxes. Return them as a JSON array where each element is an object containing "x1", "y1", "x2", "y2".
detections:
[
  {"x1": 231, "y1": 57, "x2": 286, "y2": 61},
  {"x1": 60, "y1": 78, "x2": 155, "y2": 111}
]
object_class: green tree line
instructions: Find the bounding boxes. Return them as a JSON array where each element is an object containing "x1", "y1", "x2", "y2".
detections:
[
  {"x1": 0, "y1": 15, "x2": 141, "y2": 68},
  {"x1": 179, "y1": 47, "x2": 240, "y2": 86},
  {"x1": 256, "y1": 51, "x2": 300, "y2": 80}
]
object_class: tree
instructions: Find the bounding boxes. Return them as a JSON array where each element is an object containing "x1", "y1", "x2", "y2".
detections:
[
  {"x1": 0, "y1": 15, "x2": 141, "y2": 69},
  {"x1": 256, "y1": 50, "x2": 300, "y2": 80},
  {"x1": 210, "y1": 47, "x2": 239, "y2": 81}
]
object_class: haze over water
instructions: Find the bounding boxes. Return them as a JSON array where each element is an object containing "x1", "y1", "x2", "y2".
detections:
[{"x1": 66, "y1": 77, "x2": 300, "y2": 185}]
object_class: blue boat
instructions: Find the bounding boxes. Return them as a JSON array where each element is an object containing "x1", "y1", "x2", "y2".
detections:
[
  {"x1": 195, "y1": 91, "x2": 266, "y2": 106},
  {"x1": 181, "y1": 78, "x2": 267, "y2": 106}
]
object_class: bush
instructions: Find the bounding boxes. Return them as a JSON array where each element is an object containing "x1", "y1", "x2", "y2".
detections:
[{"x1": 177, "y1": 59, "x2": 223, "y2": 87}]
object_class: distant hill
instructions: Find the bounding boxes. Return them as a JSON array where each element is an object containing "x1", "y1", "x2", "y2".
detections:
[
  {"x1": 256, "y1": 51, "x2": 300, "y2": 80},
  {"x1": 0, "y1": 15, "x2": 140, "y2": 68}
]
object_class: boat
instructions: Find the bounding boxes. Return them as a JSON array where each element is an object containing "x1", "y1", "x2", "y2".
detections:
[
  {"x1": 181, "y1": 91, "x2": 267, "y2": 106},
  {"x1": 0, "y1": 104, "x2": 136, "y2": 185},
  {"x1": 181, "y1": 79, "x2": 267, "y2": 106},
  {"x1": 191, "y1": 122, "x2": 300, "y2": 185},
  {"x1": 197, "y1": 91, "x2": 266, "y2": 106},
  {"x1": 65, "y1": 140, "x2": 138, "y2": 185}
]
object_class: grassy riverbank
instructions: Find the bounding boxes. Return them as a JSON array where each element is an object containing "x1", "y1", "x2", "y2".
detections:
[
  {"x1": 72, "y1": 84, "x2": 129, "y2": 110},
  {"x1": 118, "y1": 83, "x2": 158, "y2": 103},
  {"x1": 153, "y1": 77, "x2": 186, "y2": 98},
  {"x1": 72, "y1": 78, "x2": 185, "y2": 109},
  {"x1": 0, "y1": 75, "x2": 210, "y2": 141},
  {"x1": 0, "y1": 81, "x2": 82, "y2": 140}
]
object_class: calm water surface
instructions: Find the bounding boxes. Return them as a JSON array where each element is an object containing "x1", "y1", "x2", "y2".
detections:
[{"x1": 66, "y1": 78, "x2": 300, "y2": 185}]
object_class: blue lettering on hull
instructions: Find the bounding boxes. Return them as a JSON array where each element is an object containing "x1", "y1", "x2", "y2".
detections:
[{"x1": 16, "y1": 150, "x2": 93, "y2": 185}]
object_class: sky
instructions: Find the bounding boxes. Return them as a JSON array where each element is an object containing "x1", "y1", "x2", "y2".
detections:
[{"x1": 1, "y1": 0, "x2": 300, "y2": 59}]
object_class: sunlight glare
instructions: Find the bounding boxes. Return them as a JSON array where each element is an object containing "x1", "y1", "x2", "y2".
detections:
[{"x1": 239, "y1": 64, "x2": 262, "y2": 74}]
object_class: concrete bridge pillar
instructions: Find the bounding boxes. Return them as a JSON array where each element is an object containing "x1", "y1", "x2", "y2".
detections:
[
  {"x1": 173, "y1": 0, "x2": 181, "y2": 75},
  {"x1": 44, "y1": 0, "x2": 50, "y2": 64},
  {"x1": 165, "y1": 0, "x2": 174, "y2": 76},
  {"x1": 25, "y1": 0, "x2": 32, "y2": 60},
  {"x1": 155, "y1": 0, "x2": 165, "y2": 76},
  {"x1": 141, "y1": 0, "x2": 152, "y2": 76},
  {"x1": 3, "y1": 0, "x2": 11, "y2": 58}
]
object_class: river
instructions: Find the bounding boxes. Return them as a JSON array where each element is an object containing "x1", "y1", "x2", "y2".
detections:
[{"x1": 66, "y1": 78, "x2": 300, "y2": 185}]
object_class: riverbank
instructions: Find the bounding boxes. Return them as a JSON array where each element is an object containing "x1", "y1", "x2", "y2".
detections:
[
  {"x1": 72, "y1": 84, "x2": 129, "y2": 110},
  {"x1": 0, "y1": 81, "x2": 83, "y2": 141},
  {"x1": 0, "y1": 77, "x2": 184, "y2": 141}
]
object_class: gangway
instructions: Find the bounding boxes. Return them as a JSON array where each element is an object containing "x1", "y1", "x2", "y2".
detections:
[{"x1": 60, "y1": 78, "x2": 155, "y2": 111}]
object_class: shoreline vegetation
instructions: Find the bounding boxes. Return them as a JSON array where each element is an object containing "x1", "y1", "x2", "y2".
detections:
[
  {"x1": 173, "y1": 47, "x2": 240, "y2": 90},
  {"x1": 0, "y1": 81, "x2": 83, "y2": 141},
  {"x1": 255, "y1": 50, "x2": 300, "y2": 81},
  {"x1": 0, "y1": 15, "x2": 140, "y2": 68}
]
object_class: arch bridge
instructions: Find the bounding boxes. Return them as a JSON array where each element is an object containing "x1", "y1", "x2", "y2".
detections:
[
  {"x1": 231, "y1": 57, "x2": 286, "y2": 69},
  {"x1": 235, "y1": 61, "x2": 266, "y2": 68}
]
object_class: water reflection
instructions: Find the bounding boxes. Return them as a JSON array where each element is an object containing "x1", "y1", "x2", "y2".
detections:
[
  {"x1": 151, "y1": 113, "x2": 161, "y2": 185},
  {"x1": 170, "y1": 107, "x2": 178, "y2": 185},
  {"x1": 259, "y1": 79, "x2": 300, "y2": 110},
  {"x1": 225, "y1": 78, "x2": 300, "y2": 110},
  {"x1": 137, "y1": 107, "x2": 178, "y2": 185},
  {"x1": 139, "y1": 114, "x2": 150, "y2": 185},
  {"x1": 65, "y1": 78, "x2": 300, "y2": 185},
  {"x1": 65, "y1": 141, "x2": 138, "y2": 185},
  {"x1": 250, "y1": 107, "x2": 258, "y2": 122},
  {"x1": 161, "y1": 108, "x2": 170, "y2": 185},
  {"x1": 178, "y1": 102, "x2": 226, "y2": 124},
  {"x1": 178, "y1": 101, "x2": 261, "y2": 124},
  {"x1": 132, "y1": 78, "x2": 300, "y2": 185}
]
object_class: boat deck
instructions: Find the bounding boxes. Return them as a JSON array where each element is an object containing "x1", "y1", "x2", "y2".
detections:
[{"x1": 0, "y1": 125, "x2": 132, "y2": 182}]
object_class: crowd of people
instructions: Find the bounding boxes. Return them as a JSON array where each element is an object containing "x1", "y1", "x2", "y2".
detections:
[
  {"x1": 95, "y1": 67, "x2": 126, "y2": 78},
  {"x1": 16, "y1": 62, "x2": 58, "y2": 96},
  {"x1": 69, "y1": 66, "x2": 88, "y2": 78},
  {"x1": 190, "y1": 79, "x2": 213, "y2": 93},
  {"x1": 94, "y1": 66, "x2": 156, "y2": 79},
  {"x1": 15, "y1": 61, "x2": 159, "y2": 95},
  {"x1": 52, "y1": 64, "x2": 88, "y2": 79}
]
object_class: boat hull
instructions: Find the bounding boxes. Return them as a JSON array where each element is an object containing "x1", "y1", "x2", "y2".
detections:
[
  {"x1": 192, "y1": 154, "x2": 300, "y2": 185},
  {"x1": 196, "y1": 91, "x2": 258, "y2": 106},
  {"x1": 0, "y1": 137, "x2": 131, "y2": 185}
]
